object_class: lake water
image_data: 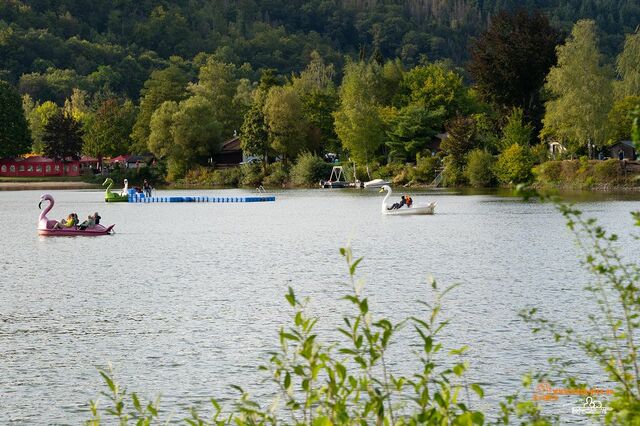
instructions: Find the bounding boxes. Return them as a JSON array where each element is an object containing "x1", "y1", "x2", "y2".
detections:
[{"x1": 1, "y1": 188, "x2": 639, "y2": 424}]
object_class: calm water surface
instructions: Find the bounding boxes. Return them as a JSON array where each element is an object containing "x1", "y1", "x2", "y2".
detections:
[{"x1": 1, "y1": 188, "x2": 639, "y2": 424}]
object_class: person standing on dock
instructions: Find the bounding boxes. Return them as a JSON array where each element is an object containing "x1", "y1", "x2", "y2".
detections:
[{"x1": 143, "y1": 179, "x2": 152, "y2": 197}]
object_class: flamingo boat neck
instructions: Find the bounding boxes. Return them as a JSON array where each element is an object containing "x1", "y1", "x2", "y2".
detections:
[
  {"x1": 380, "y1": 185, "x2": 436, "y2": 215},
  {"x1": 38, "y1": 194, "x2": 115, "y2": 236}
]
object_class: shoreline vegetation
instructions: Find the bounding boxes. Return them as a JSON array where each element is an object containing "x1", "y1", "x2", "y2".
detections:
[
  {"x1": 4, "y1": 157, "x2": 640, "y2": 193},
  {"x1": 1, "y1": 12, "x2": 639, "y2": 198}
]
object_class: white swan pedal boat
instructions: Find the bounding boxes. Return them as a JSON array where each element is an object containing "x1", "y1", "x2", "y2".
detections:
[{"x1": 380, "y1": 185, "x2": 436, "y2": 216}]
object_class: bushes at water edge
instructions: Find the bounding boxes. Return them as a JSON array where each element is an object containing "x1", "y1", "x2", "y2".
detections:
[
  {"x1": 494, "y1": 143, "x2": 534, "y2": 185},
  {"x1": 464, "y1": 149, "x2": 495, "y2": 187},
  {"x1": 290, "y1": 152, "x2": 332, "y2": 186},
  {"x1": 534, "y1": 158, "x2": 627, "y2": 189}
]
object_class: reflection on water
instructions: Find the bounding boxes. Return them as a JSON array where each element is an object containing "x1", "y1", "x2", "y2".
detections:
[{"x1": 1, "y1": 188, "x2": 638, "y2": 423}]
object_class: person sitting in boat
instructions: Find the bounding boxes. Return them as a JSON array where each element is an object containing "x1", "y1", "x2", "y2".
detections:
[
  {"x1": 54, "y1": 213, "x2": 78, "y2": 229},
  {"x1": 78, "y1": 212, "x2": 99, "y2": 230},
  {"x1": 388, "y1": 195, "x2": 406, "y2": 210},
  {"x1": 406, "y1": 195, "x2": 413, "y2": 207}
]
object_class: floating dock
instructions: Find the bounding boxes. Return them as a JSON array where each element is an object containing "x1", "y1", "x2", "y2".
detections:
[{"x1": 128, "y1": 194, "x2": 275, "y2": 203}]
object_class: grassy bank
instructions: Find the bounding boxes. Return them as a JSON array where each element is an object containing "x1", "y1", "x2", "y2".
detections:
[{"x1": 534, "y1": 159, "x2": 640, "y2": 191}]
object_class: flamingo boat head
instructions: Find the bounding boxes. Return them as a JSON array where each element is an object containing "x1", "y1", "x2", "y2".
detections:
[{"x1": 38, "y1": 193, "x2": 58, "y2": 229}]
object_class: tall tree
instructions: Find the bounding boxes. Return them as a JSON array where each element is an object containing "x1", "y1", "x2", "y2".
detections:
[
  {"x1": 240, "y1": 70, "x2": 278, "y2": 171},
  {"x1": 499, "y1": 108, "x2": 533, "y2": 150},
  {"x1": 42, "y1": 111, "x2": 83, "y2": 160},
  {"x1": 614, "y1": 32, "x2": 640, "y2": 99},
  {"x1": 383, "y1": 105, "x2": 445, "y2": 162},
  {"x1": 334, "y1": 60, "x2": 387, "y2": 173},
  {"x1": 469, "y1": 9, "x2": 561, "y2": 131},
  {"x1": 292, "y1": 51, "x2": 339, "y2": 155},
  {"x1": 83, "y1": 98, "x2": 137, "y2": 158},
  {"x1": 440, "y1": 116, "x2": 477, "y2": 185},
  {"x1": 0, "y1": 81, "x2": 31, "y2": 158},
  {"x1": 148, "y1": 101, "x2": 179, "y2": 161},
  {"x1": 188, "y1": 58, "x2": 242, "y2": 138},
  {"x1": 402, "y1": 62, "x2": 473, "y2": 120},
  {"x1": 171, "y1": 96, "x2": 223, "y2": 164},
  {"x1": 608, "y1": 96, "x2": 640, "y2": 142},
  {"x1": 148, "y1": 96, "x2": 223, "y2": 180},
  {"x1": 263, "y1": 86, "x2": 307, "y2": 165},
  {"x1": 23, "y1": 96, "x2": 59, "y2": 154},
  {"x1": 63, "y1": 89, "x2": 90, "y2": 123},
  {"x1": 130, "y1": 61, "x2": 192, "y2": 153},
  {"x1": 542, "y1": 20, "x2": 614, "y2": 156}
]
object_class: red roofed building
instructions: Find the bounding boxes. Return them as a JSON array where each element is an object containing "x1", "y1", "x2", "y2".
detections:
[
  {"x1": 109, "y1": 155, "x2": 130, "y2": 165},
  {"x1": 0, "y1": 156, "x2": 83, "y2": 177}
]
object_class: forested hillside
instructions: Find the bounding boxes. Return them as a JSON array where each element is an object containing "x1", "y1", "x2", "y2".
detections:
[{"x1": 1, "y1": 0, "x2": 639, "y2": 102}]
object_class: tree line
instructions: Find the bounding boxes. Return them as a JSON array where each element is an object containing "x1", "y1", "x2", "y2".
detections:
[
  {"x1": 1, "y1": 8, "x2": 639, "y2": 187},
  {"x1": 1, "y1": 0, "x2": 639, "y2": 105}
]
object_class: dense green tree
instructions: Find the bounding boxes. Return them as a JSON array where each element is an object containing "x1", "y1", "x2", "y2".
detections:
[
  {"x1": 440, "y1": 116, "x2": 477, "y2": 185},
  {"x1": 148, "y1": 101, "x2": 179, "y2": 160},
  {"x1": 130, "y1": 61, "x2": 192, "y2": 153},
  {"x1": 42, "y1": 111, "x2": 83, "y2": 160},
  {"x1": 292, "y1": 51, "x2": 339, "y2": 155},
  {"x1": 383, "y1": 105, "x2": 445, "y2": 163},
  {"x1": 83, "y1": 98, "x2": 137, "y2": 158},
  {"x1": 0, "y1": 81, "x2": 32, "y2": 157},
  {"x1": 172, "y1": 96, "x2": 223, "y2": 164},
  {"x1": 608, "y1": 96, "x2": 640, "y2": 142},
  {"x1": 241, "y1": 103, "x2": 270, "y2": 169},
  {"x1": 469, "y1": 9, "x2": 561, "y2": 130},
  {"x1": 402, "y1": 62, "x2": 474, "y2": 120},
  {"x1": 291, "y1": 51, "x2": 336, "y2": 95},
  {"x1": 441, "y1": 117, "x2": 477, "y2": 163},
  {"x1": 614, "y1": 32, "x2": 640, "y2": 99},
  {"x1": 188, "y1": 58, "x2": 243, "y2": 138},
  {"x1": 263, "y1": 86, "x2": 307, "y2": 165},
  {"x1": 148, "y1": 96, "x2": 222, "y2": 180},
  {"x1": 334, "y1": 61, "x2": 387, "y2": 173},
  {"x1": 464, "y1": 149, "x2": 495, "y2": 188},
  {"x1": 18, "y1": 68, "x2": 84, "y2": 105},
  {"x1": 240, "y1": 70, "x2": 278, "y2": 171},
  {"x1": 542, "y1": 20, "x2": 614, "y2": 156},
  {"x1": 494, "y1": 143, "x2": 534, "y2": 184},
  {"x1": 24, "y1": 98, "x2": 59, "y2": 154},
  {"x1": 499, "y1": 108, "x2": 533, "y2": 150},
  {"x1": 62, "y1": 89, "x2": 90, "y2": 123}
]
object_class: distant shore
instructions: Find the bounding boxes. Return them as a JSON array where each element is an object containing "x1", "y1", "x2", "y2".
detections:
[{"x1": 0, "y1": 180, "x2": 99, "y2": 191}]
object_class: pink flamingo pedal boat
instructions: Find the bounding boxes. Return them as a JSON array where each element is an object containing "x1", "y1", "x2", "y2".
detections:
[{"x1": 38, "y1": 193, "x2": 115, "y2": 236}]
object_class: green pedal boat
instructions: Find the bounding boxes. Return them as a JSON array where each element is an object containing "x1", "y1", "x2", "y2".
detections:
[{"x1": 103, "y1": 178, "x2": 129, "y2": 202}]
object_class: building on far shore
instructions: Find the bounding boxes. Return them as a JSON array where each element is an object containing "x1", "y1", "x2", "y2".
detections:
[
  {"x1": 108, "y1": 154, "x2": 154, "y2": 169},
  {"x1": 0, "y1": 155, "x2": 99, "y2": 177},
  {"x1": 213, "y1": 136, "x2": 244, "y2": 167},
  {"x1": 609, "y1": 140, "x2": 636, "y2": 160}
]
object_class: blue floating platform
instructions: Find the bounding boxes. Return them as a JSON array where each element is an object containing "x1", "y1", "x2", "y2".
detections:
[{"x1": 128, "y1": 194, "x2": 275, "y2": 203}]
